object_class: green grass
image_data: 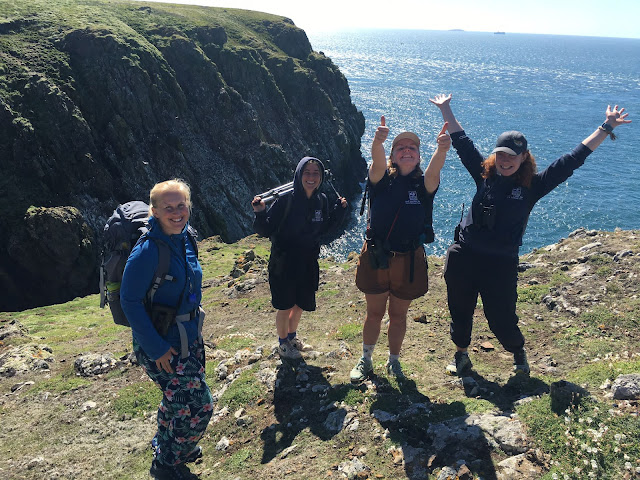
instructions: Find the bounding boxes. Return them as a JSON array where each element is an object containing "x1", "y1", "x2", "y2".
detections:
[
  {"x1": 112, "y1": 381, "x2": 161, "y2": 417},
  {"x1": 225, "y1": 448, "x2": 253, "y2": 470},
  {"x1": 333, "y1": 322, "x2": 362, "y2": 340},
  {"x1": 518, "y1": 283, "x2": 551, "y2": 303},
  {"x1": 6, "y1": 294, "x2": 125, "y2": 353},
  {"x1": 216, "y1": 334, "x2": 255, "y2": 352},
  {"x1": 218, "y1": 366, "x2": 263, "y2": 410},
  {"x1": 28, "y1": 364, "x2": 91, "y2": 395},
  {"x1": 587, "y1": 254, "x2": 613, "y2": 266},
  {"x1": 318, "y1": 288, "x2": 340, "y2": 298},
  {"x1": 568, "y1": 359, "x2": 640, "y2": 389},
  {"x1": 550, "y1": 271, "x2": 572, "y2": 286},
  {"x1": 519, "y1": 394, "x2": 640, "y2": 479}
]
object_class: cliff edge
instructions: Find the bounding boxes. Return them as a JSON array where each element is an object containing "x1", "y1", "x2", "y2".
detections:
[{"x1": 0, "y1": 0, "x2": 367, "y2": 310}]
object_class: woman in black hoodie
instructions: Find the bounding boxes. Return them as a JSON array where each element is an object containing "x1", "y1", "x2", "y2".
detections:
[{"x1": 252, "y1": 157, "x2": 347, "y2": 360}]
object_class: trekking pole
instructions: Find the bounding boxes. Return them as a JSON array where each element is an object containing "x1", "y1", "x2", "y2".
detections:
[
  {"x1": 256, "y1": 181, "x2": 295, "y2": 204},
  {"x1": 324, "y1": 169, "x2": 341, "y2": 198}
]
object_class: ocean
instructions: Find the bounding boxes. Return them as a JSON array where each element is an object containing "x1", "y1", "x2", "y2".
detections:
[{"x1": 307, "y1": 29, "x2": 640, "y2": 259}]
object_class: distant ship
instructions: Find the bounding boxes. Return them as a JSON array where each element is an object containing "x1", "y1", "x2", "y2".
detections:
[{"x1": 494, "y1": 31, "x2": 506, "y2": 35}]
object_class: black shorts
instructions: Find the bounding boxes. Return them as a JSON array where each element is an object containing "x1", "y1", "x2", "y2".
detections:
[{"x1": 268, "y1": 246, "x2": 319, "y2": 311}]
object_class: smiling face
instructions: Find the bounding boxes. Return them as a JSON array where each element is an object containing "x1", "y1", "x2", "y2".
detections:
[
  {"x1": 152, "y1": 189, "x2": 190, "y2": 235},
  {"x1": 392, "y1": 138, "x2": 420, "y2": 175},
  {"x1": 494, "y1": 151, "x2": 524, "y2": 176},
  {"x1": 301, "y1": 162, "x2": 322, "y2": 197}
]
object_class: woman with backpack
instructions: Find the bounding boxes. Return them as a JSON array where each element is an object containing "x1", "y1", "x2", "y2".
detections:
[
  {"x1": 349, "y1": 117, "x2": 451, "y2": 383},
  {"x1": 252, "y1": 157, "x2": 347, "y2": 361},
  {"x1": 120, "y1": 179, "x2": 212, "y2": 480},
  {"x1": 430, "y1": 93, "x2": 630, "y2": 377}
]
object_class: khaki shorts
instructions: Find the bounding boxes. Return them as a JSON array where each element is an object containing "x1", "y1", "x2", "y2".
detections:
[{"x1": 355, "y1": 241, "x2": 429, "y2": 300}]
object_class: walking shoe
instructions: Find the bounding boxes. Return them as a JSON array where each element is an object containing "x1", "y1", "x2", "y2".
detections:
[
  {"x1": 513, "y1": 348, "x2": 530, "y2": 375},
  {"x1": 445, "y1": 351, "x2": 473, "y2": 376},
  {"x1": 385, "y1": 358, "x2": 406, "y2": 381},
  {"x1": 149, "y1": 459, "x2": 193, "y2": 480},
  {"x1": 151, "y1": 435, "x2": 158, "y2": 457},
  {"x1": 184, "y1": 446, "x2": 202, "y2": 463},
  {"x1": 288, "y1": 336, "x2": 306, "y2": 352},
  {"x1": 350, "y1": 356, "x2": 373, "y2": 383},
  {"x1": 278, "y1": 341, "x2": 302, "y2": 360}
]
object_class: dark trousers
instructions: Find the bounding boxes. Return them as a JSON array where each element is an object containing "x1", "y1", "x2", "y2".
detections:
[{"x1": 444, "y1": 242, "x2": 525, "y2": 353}]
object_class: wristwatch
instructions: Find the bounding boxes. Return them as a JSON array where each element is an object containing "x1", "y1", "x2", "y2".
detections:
[
  {"x1": 599, "y1": 122, "x2": 616, "y2": 140},
  {"x1": 600, "y1": 122, "x2": 614, "y2": 133}
]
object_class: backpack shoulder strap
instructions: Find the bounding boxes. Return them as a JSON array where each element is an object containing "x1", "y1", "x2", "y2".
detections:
[
  {"x1": 275, "y1": 192, "x2": 294, "y2": 236},
  {"x1": 145, "y1": 237, "x2": 174, "y2": 306},
  {"x1": 186, "y1": 225, "x2": 199, "y2": 258},
  {"x1": 321, "y1": 192, "x2": 328, "y2": 217}
]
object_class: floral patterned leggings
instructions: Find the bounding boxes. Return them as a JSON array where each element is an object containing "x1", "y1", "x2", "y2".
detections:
[{"x1": 134, "y1": 338, "x2": 214, "y2": 466}]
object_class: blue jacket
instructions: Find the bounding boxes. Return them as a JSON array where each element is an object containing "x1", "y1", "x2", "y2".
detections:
[
  {"x1": 120, "y1": 216, "x2": 202, "y2": 360},
  {"x1": 254, "y1": 157, "x2": 346, "y2": 253},
  {"x1": 452, "y1": 130, "x2": 592, "y2": 258}
]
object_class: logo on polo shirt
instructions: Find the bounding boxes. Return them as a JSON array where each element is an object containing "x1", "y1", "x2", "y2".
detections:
[
  {"x1": 508, "y1": 187, "x2": 523, "y2": 200},
  {"x1": 406, "y1": 191, "x2": 421, "y2": 205}
]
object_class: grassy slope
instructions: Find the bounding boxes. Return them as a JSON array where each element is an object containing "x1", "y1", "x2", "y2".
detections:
[{"x1": 0, "y1": 231, "x2": 639, "y2": 479}]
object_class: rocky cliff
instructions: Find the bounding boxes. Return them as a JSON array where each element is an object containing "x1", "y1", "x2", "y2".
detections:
[{"x1": 0, "y1": 0, "x2": 367, "y2": 310}]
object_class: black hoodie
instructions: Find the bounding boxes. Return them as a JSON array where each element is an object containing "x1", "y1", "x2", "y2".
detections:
[{"x1": 254, "y1": 157, "x2": 346, "y2": 253}]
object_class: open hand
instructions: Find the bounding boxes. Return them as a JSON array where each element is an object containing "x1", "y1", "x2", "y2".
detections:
[
  {"x1": 605, "y1": 105, "x2": 631, "y2": 128},
  {"x1": 429, "y1": 93, "x2": 452, "y2": 108}
]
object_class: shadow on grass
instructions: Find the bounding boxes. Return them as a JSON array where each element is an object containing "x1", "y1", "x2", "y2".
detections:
[
  {"x1": 260, "y1": 359, "x2": 342, "y2": 464},
  {"x1": 363, "y1": 373, "x2": 502, "y2": 480},
  {"x1": 463, "y1": 369, "x2": 551, "y2": 411}
]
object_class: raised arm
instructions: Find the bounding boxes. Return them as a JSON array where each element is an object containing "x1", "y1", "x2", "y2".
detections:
[
  {"x1": 429, "y1": 93, "x2": 463, "y2": 134},
  {"x1": 424, "y1": 122, "x2": 451, "y2": 194},
  {"x1": 582, "y1": 104, "x2": 631, "y2": 152},
  {"x1": 369, "y1": 115, "x2": 390, "y2": 184}
]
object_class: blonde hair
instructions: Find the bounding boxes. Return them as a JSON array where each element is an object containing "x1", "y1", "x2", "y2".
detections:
[{"x1": 149, "y1": 178, "x2": 192, "y2": 216}]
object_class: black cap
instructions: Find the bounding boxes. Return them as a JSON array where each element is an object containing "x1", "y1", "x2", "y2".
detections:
[{"x1": 492, "y1": 131, "x2": 528, "y2": 156}]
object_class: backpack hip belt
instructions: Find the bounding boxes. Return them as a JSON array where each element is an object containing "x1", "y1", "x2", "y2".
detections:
[{"x1": 175, "y1": 306, "x2": 205, "y2": 359}]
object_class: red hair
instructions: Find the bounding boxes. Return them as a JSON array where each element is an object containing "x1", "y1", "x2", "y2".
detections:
[{"x1": 481, "y1": 152, "x2": 537, "y2": 188}]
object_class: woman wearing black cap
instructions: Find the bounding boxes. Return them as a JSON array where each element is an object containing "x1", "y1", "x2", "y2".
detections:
[{"x1": 430, "y1": 93, "x2": 630, "y2": 376}]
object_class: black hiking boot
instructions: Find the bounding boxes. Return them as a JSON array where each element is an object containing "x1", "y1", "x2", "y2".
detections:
[
  {"x1": 445, "y1": 351, "x2": 473, "y2": 376},
  {"x1": 513, "y1": 348, "x2": 530, "y2": 375}
]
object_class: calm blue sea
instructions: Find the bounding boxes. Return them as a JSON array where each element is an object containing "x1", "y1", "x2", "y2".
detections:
[{"x1": 308, "y1": 30, "x2": 640, "y2": 259}]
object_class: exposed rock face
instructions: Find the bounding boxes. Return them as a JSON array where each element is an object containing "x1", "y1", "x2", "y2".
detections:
[
  {"x1": 5, "y1": 206, "x2": 97, "y2": 309},
  {"x1": 0, "y1": 1, "x2": 367, "y2": 310}
]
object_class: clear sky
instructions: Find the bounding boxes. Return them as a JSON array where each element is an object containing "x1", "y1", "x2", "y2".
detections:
[{"x1": 136, "y1": 0, "x2": 640, "y2": 39}]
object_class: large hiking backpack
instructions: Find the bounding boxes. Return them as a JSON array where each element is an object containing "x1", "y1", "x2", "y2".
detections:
[{"x1": 99, "y1": 201, "x2": 198, "y2": 327}]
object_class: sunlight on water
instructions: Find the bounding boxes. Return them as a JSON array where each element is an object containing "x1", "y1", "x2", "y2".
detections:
[{"x1": 312, "y1": 30, "x2": 640, "y2": 260}]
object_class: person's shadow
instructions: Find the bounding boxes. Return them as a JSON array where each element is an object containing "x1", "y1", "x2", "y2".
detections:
[
  {"x1": 260, "y1": 359, "x2": 346, "y2": 464},
  {"x1": 367, "y1": 373, "x2": 502, "y2": 480},
  {"x1": 457, "y1": 366, "x2": 550, "y2": 412}
]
